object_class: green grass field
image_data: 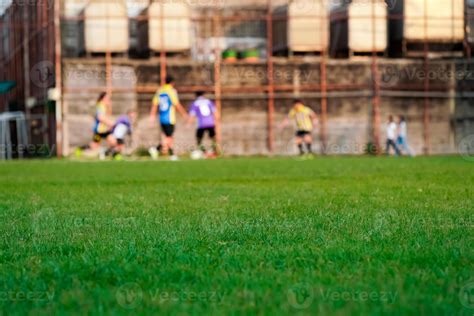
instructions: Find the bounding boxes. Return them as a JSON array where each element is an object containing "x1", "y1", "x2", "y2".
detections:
[{"x1": 0, "y1": 157, "x2": 473, "y2": 315}]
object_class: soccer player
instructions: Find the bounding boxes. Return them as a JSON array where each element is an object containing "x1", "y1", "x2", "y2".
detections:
[
  {"x1": 280, "y1": 99, "x2": 318, "y2": 156},
  {"x1": 91, "y1": 92, "x2": 114, "y2": 150},
  {"x1": 187, "y1": 91, "x2": 219, "y2": 157},
  {"x1": 386, "y1": 115, "x2": 401, "y2": 156},
  {"x1": 106, "y1": 109, "x2": 137, "y2": 160},
  {"x1": 75, "y1": 92, "x2": 114, "y2": 158},
  {"x1": 397, "y1": 115, "x2": 414, "y2": 157},
  {"x1": 149, "y1": 75, "x2": 187, "y2": 160}
]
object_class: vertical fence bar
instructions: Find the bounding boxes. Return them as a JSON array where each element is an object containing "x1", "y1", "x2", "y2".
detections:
[
  {"x1": 423, "y1": 0, "x2": 430, "y2": 155},
  {"x1": 371, "y1": 0, "x2": 381, "y2": 153},
  {"x1": 105, "y1": 50, "x2": 112, "y2": 114},
  {"x1": 213, "y1": 13, "x2": 222, "y2": 147},
  {"x1": 160, "y1": 1, "x2": 166, "y2": 85},
  {"x1": 22, "y1": 4, "x2": 30, "y2": 118},
  {"x1": 320, "y1": 1, "x2": 328, "y2": 155},
  {"x1": 266, "y1": 0, "x2": 275, "y2": 154},
  {"x1": 466, "y1": 0, "x2": 472, "y2": 58},
  {"x1": 54, "y1": 0, "x2": 63, "y2": 157},
  {"x1": 105, "y1": 1, "x2": 112, "y2": 115}
]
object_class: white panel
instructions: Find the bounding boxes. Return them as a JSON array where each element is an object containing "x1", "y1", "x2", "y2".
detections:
[
  {"x1": 405, "y1": 0, "x2": 464, "y2": 42},
  {"x1": 85, "y1": 1, "x2": 129, "y2": 53},
  {"x1": 348, "y1": 0, "x2": 387, "y2": 52},
  {"x1": 288, "y1": 0, "x2": 329, "y2": 51},
  {"x1": 148, "y1": 3, "x2": 191, "y2": 52}
]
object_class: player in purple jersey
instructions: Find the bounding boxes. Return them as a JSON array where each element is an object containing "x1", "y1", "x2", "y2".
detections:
[
  {"x1": 105, "y1": 109, "x2": 137, "y2": 159},
  {"x1": 187, "y1": 91, "x2": 219, "y2": 156}
]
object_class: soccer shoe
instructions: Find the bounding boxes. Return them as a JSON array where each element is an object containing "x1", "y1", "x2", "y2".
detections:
[
  {"x1": 74, "y1": 148, "x2": 82, "y2": 158},
  {"x1": 169, "y1": 155, "x2": 179, "y2": 161},
  {"x1": 148, "y1": 147, "x2": 159, "y2": 160},
  {"x1": 99, "y1": 148, "x2": 106, "y2": 161}
]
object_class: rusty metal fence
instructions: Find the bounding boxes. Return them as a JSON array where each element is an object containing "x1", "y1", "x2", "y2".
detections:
[{"x1": 1, "y1": 0, "x2": 473, "y2": 156}]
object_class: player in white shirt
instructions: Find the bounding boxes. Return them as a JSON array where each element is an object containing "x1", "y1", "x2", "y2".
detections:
[
  {"x1": 397, "y1": 115, "x2": 414, "y2": 156},
  {"x1": 106, "y1": 109, "x2": 137, "y2": 160},
  {"x1": 386, "y1": 115, "x2": 400, "y2": 156}
]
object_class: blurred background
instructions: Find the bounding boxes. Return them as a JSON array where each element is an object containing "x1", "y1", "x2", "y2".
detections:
[{"x1": 0, "y1": 0, "x2": 473, "y2": 158}]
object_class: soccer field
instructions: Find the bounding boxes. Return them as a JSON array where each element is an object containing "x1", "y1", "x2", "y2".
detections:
[{"x1": 0, "y1": 157, "x2": 472, "y2": 315}]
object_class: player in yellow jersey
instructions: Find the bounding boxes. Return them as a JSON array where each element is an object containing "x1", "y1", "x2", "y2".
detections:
[
  {"x1": 149, "y1": 75, "x2": 188, "y2": 160},
  {"x1": 91, "y1": 92, "x2": 114, "y2": 149},
  {"x1": 280, "y1": 99, "x2": 318, "y2": 156}
]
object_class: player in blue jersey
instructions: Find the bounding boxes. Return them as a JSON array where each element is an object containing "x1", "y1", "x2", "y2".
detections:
[{"x1": 148, "y1": 75, "x2": 188, "y2": 160}]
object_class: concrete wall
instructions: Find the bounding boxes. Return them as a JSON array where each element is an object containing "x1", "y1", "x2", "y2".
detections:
[{"x1": 62, "y1": 57, "x2": 473, "y2": 156}]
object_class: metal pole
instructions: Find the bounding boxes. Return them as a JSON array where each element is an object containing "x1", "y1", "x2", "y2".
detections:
[
  {"x1": 105, "y1": 50, "x2": 112, "y2": 114},
  {"x1": 466, "y1": 0, "x2": 472, "y2": 58},
  {"x1": 213, "y1": 13, "x2": 222, "y2": 148},
  {"x1": 160, "y1": 1, "x2": 166, "y2": 85},
  {"x1": 266, "y1": 0, "x2": 274, "y2": 154},
  {"x1": 23, "y1": 6, "x2": 30, "y2": 118},
  {"x1": 54, "y1": 0, "x2": 63, "y2": 157},
  {"x1": 320, "y1": 1, "x2": 328, "y2": 155},
  {"x1": 371, "y1": 0, "x2": 381, "y2": 154},
  {"x1": 423, "y1": 0, "x2": 430, "y2": 155}
]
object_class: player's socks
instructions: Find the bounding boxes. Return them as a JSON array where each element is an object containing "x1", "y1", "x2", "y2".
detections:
[
  {"x1": 211, "y1": 143, "x2": 218, "y2": 155},
  {"x1": 199, "y1": 145, "x2": 206, "y2": 153},
  {"x1": 111, "y1": 149, "x2": 120, "y2": 158},
  {"x1": 306, "y1": 143, "x2": 313, "y2": 154},
  {"x1": 74, "y1": 147, "x2": 83, "y2": 157},
  {"x1": 169, "y1": 148, "x2": 174, "y2": 156},
  {"x1": 298, "y1": 144, "x2": 305, "y2": 155},
  {"x1": 148, "y1": 147, "x2": 159, "y2": 160}
]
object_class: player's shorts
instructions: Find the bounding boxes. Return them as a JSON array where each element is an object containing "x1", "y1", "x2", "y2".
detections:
[
  {"x1": 93, "y1": 132, "x2": 111, "y2": 143},
  {"x1": 197, "y1": 127, "x2": 216, "y2": 139},
  {"x1": 117, "y1": 139, "x2": 125, "y2": 145},
  {"x1": 296, "y1": 130, "x2": 311, "y2": 137},
  {"x1": 113, "y1": 123, "x2": 129, "y2": 141},
  {"x1": 161, "y1": 124, "x2": 175, "y2": 137}
]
